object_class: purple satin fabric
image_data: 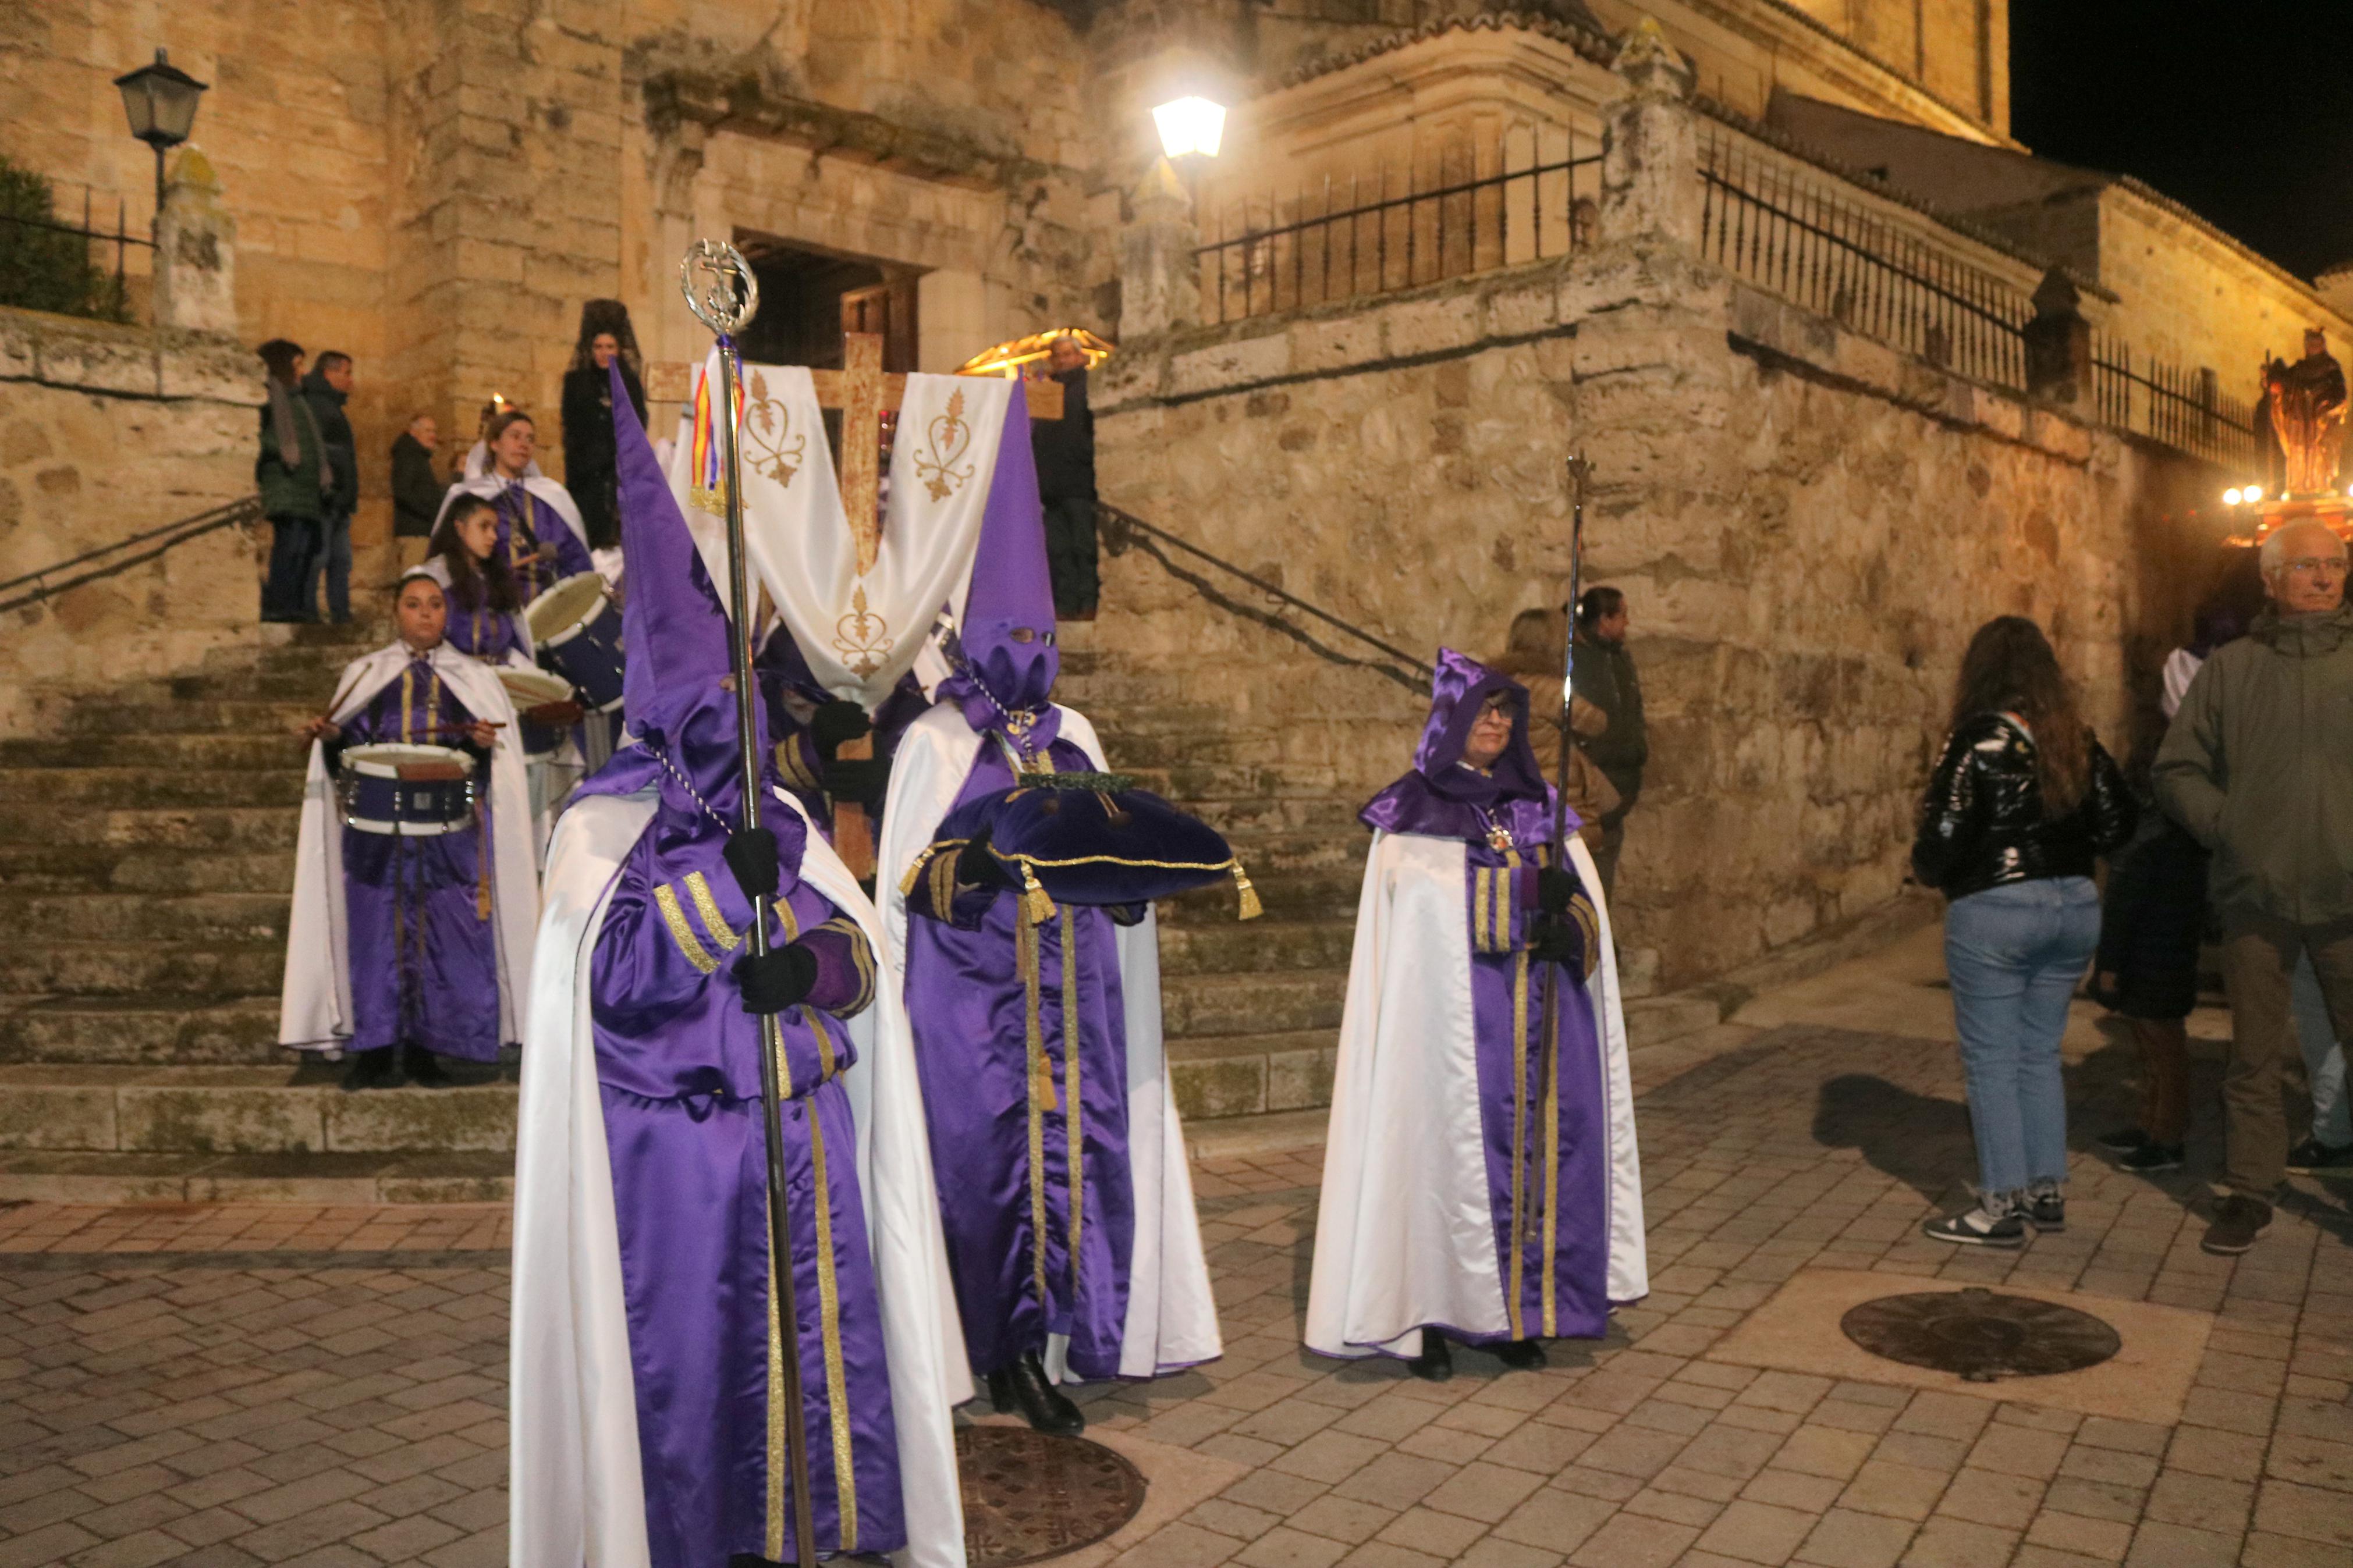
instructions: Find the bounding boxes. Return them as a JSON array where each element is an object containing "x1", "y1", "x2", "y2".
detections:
[
  {"x1": 1362, "y1": 649, "x2": 1566, "y2": 844},
  {"x1": 1461, "y1": 842, "x2": 1613, "y2": 1343},
  {"x1": 904, "y1": 733, "x2": 1137, "y2": 1378},
  {"x1": 437, "y1": 587, "x2": 530, "y2": 665},
  {"x1": 337, "y1": 662, "x2": 502, "y2": 1061},
  {"x1": 592, "y1": 831, "x2": 900, "y2": 1566},
  {"x1": 492, "y1": 481, "x2": 595, "y2": 603}
]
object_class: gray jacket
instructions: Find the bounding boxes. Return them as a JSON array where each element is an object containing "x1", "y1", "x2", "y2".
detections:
[{"x1": 2154, "y1": 603, "x2": 2353, "y2": 925}]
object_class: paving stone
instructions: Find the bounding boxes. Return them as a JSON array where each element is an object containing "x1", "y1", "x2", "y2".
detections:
[{"x1": 1791, "y1": 1505, "x2": 1914, "y2": 1568}]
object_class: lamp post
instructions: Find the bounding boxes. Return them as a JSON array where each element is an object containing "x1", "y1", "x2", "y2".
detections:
[
  {"x1": 113, "y1": 48, "x2": 208, "y2": 233},
  {"x1": 1151, "y1": 94, "x2": 1226, "y2": 199}
]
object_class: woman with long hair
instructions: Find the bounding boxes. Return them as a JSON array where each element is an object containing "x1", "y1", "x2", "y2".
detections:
[
  {"x1": 254, "y1": 338, "x2": 328, "y2": 621},
  {"x1": 560, "y1": 299, "x2": 647, "y2": 552},
  {"x1": 421, "y1": 495, "x2": 530, "y2": 665},
  {"x1": 431, "y1": 407, "x2": 595, "y2": 605},
  {"x1": 1912, "y1": 617, "x2": 2135, "y2": 1246}
]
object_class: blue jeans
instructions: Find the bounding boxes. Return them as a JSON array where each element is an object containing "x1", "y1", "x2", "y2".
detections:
[
  {"x1": 262, "y1": 513, "x2": 320, "y2": 620},
  {"x1": 303, "y1": 510, "x2": 353, "y2": 621},
  {"x1": 2291, "y1": 955, "x2": 2353, "y2": 1145},
  {"x1": 1944, "y1": 877, "x2": 2100, "y2": 1198}
]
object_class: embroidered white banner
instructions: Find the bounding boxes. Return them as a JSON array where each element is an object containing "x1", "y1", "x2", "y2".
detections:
[{"x1": 666, "y1": 354, "x2": 1005, "y2": 712}]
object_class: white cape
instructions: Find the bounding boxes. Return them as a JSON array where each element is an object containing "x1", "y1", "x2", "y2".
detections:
[
  {"x1": 432, "y1": 472, "x2": 588, "y2": 555},
  {"x1": 1305, "y1": 830, "x2": 1646, "y2": 1359},
  {"x1": 510, "y1": 787, "x2": 970, "y2": 1568},
  {"x1": 874, "y1": 702, "x2": 1223, "y2": 1381},
  {"x1": 276, "y1": 641, "x2": 539, "y2": 1050}
]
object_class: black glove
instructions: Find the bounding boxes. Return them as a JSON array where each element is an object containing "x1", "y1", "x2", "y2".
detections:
[
  {"x1": 1529, "y1": 918, "x2": 1587, "y2": 975},
  {"x1": 811, "y1": 700, "x2": 872, "y2": 762},
  {"x1": 736, "y1": 943, "x2": 818, "y2": 1015},
  {"x1": 821, "y1": 753, "x2": 892, "y2": 805},
  {"x1": 723, "y1": 827, "x2": 780, "y2": 902},
  {"x1": 956, "y1": 829, "x2": 1016, "y2": 891},
  {"x1": 1536, "y1": 866, "x2": 1581, "y2": 917}
]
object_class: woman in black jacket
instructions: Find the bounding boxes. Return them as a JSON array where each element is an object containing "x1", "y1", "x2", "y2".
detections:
[
  {"x1": 1912, "y1": 617, "x2": 2136, "y2": 1246},
  {"x1": 558, "y1": 300, "x2": 646, "y2": 552}
]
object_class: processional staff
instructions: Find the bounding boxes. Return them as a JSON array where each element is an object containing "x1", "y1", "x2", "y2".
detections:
[
  {"x1": 679, "y1": 238, "x2": 821, "y2": 1568},
  {"x1": 1556, "y1": 453, "x2": 1591, "y2": 851}
]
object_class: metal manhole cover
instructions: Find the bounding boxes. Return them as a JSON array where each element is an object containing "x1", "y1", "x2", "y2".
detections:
[
  {"x1": 957, "y1": 1425, "x2": 1148, "y2": 1568},
  {"x1": 1842, "y1": 1287, "x2": 2121, "y2": 1383}
]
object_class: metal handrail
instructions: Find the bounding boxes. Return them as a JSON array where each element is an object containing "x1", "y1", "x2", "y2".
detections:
[
  {"x1": 1096, "y1": 502, "x2": 1431, "y2": 695},
  {"x1": 0, "y1": 495, "x2": 262, "y2": 617}
]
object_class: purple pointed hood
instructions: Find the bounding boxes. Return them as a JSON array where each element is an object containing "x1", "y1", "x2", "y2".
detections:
[
  {"x1": 584, "y1": 360, "x2": 800, "y2": 870},
  {"x1": 939, "y1": 392, "x2": 1059, "y2": 743},
  {"x1": 1361, "y1": 648, "x2": 1564, "y2": 845}
]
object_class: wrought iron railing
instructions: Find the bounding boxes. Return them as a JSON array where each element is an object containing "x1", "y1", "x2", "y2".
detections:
[
  {"x1": 2091, "y1": 338, "x2": 2264, "y2": 472},
  {"x1": 0, "y1": 495, "x2": 262, "y2": 618},
  {"x1": 1195, "y1": 135, "x2": 1602, "y2": 327},
  {"x1": 0, "y1": 184, "x2": 150, "y2": 324},
  {"x1": 1699, "y1": 130, "x2": 2033, "y2": 394},
  {"x1": 1097, "y1": 503, "x2": 1431, "y2": 694}
]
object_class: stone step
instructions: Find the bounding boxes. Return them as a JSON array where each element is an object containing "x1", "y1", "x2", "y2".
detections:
[
  {"x1": 0, "y1": 1150, "x2": 514, "y2": 1205},
  {"x1": 0, "y1": 805, "x2": 295, "y2": 851},
  {"x1": 0, "y1": 994, "x2": 281, "y2": 1065},
  {"x1": 0, "y1": 1065, "x2": 516, "y2": 1156},
  {"x1": 171, "y1": 667, "x2": 347, "y2": 703},
  {"x1": 1158, "y1": 919, "x2": 1354, "y2": 976},
  {"x1": 1165, "y1": 1029, "x2": 1337, "y2": 1123},
  {"x1": 56, "y1": 697, "x2": 320, "y2": 738},
  {"x1": 0, "y1": 731, "x2": 310, "y2": 770},
  {"x1": 0, "y1": 843, "x2": 295, "y2": 894},
  {"x1": 0, "y1": 766, "x2": 305, "y2": 809},
  {"x1": 19, "y1": 891, "x2": 289, "y2": 944},
  {"x1": 1161, "y1": 861, "x2": 1361, "y2": 926},
  {"x1": 0, "y1": 940, "x2": 283, "y2": 997},
  {"x1": 1160, "y1": 965, "x2": 1347, "y2": 1039}
]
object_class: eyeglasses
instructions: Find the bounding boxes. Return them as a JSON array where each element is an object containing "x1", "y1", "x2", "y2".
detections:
[{"x1": 2285, "y1": 556, "x2": 2348, "y2": 576}]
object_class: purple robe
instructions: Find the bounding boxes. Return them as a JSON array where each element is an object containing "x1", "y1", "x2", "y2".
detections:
[
  {"x1": 902, "y1": 727, "x2": 1142, "y2": 1379},
  {"x1": 330, "y1": 660, "x2": 501, "y2": 1061},
  {"x1": 591, "y1": 822, "x2": 901, "y2": 1567},
  {"x1": 492, "y1": 479, "x2": 595, "y2": 603},
  {"x1": 757, "y1": 625, "x2": 931, "y2": 841},
  {"x1": 438, "y1": 579, "x2": 531, "y2": 665}
]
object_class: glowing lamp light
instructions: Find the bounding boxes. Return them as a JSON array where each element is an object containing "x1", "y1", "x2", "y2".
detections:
[
  {"x1": 2245, "y1": 485, "x2": 2265, "y2": 504},
  {"x1": 1153, "y1": 97, "x2": 1227, "y2": 161},
  {"x1": 2224, "y1": 488, "x2": 2242, "y2": 506}
]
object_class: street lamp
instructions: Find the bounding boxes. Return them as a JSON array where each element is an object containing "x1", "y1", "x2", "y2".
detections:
[
  {"x1": 113, "y1": 48, "x2": 208, "y2": 230},
  {"x1": 1152, "y1": 96, "x2": 1227, "y2": 162}
]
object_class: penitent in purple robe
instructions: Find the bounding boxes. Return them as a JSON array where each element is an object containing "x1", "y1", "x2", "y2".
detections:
[
  {"x1": 492, "y1": 478, "x2": 596, "y2": 603},
  {"x1": 437, "y1": 579, "x2": 530, "y2": 665},
  {"x1": 757, "y1": 620, "x2": 930, "y2": 841},
  {"x1": 901, "y1": 713, "x2": 1143, "y2": 1379},
  {"x1": 328, "y1": 659, "x2": 501, "y2": 1061}
]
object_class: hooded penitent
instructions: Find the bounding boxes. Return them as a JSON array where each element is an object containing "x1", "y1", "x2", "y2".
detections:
[
  {"x1": 872, "y1": 402, "x2": 1221, "y2": 1385},
  {"x1": 509, "y1": 361, "x2": 956, "y2": 1568},
  {"x1": 1306, "y1": 649, "x2": 1648, "y2": 1360}
]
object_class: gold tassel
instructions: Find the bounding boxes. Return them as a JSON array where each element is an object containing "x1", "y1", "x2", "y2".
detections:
[
  {"x1": 899, "y1": 846, "x2": 930, "y2": 898},
  {"x1": 1021, "y1": 862, "x2": 1056, "y2": 925},
  {"x1": 1231, "y1": 862, "x2": 1264, "y2": 922}
]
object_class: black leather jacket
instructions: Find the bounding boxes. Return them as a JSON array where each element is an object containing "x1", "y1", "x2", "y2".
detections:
[{"x1": 1912, "y1": 712, "x2": 2136, "y2": 898}]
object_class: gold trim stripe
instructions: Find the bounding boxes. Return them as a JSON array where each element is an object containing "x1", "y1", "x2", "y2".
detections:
[
  {"x1": 1019, "y1": 913, "x2": 1050, "y2": 1303},
  {"x1": 653, "y1": 883, "x2": 721, "y2": 974},
  {"x1": 1472, "y1": 867, "x2": 1492, "y2": 952},
  {"x1": 817, "y1": 917, "x2": 877, "y2": 1018},
  {"x1": 1541, "y1": 973, "x2": 1563, "y2": 1338},
  {"x1": 805, "y1": 1107, "x2": 857, "y2": 1551},
  {"x1": 776, "y1": 738, "x2": 822, "y2": 794},
  {"x1": 765, "y1": 1193, "x2": 785, "y2": 1559},
  {"x1": 1503, "y1": 847, "x2": 1528, "y2": 1343},
  {"x1": 1060, "y1": 906, "x2": 1084, "y2": 1297},
  {"x1": 685, "y1": 872, "x2": 743, "y2": 952}
]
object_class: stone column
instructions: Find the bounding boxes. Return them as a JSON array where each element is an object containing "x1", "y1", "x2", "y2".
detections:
[
  {"x1": 152, "y1": 147, "x2": 237, "y2": 337},
  {"x1": 1117, "y1": 158, "x2": 1201, "y2": 341},
  {"x1": 1598, "y1": 19, "x2": 1701, "y2": 249},
  {"x1": 2023, "y1": 269, "x2": 2092, "y2": 404}
]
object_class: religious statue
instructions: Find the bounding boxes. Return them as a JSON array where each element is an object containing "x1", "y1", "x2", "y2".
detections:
[{"x1": 2262, "y1": 328, "x2": 2347, "y2": 496}]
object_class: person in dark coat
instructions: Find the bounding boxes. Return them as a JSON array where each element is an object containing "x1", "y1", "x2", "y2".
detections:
[
  {"x1": 1028, "y1": 335, "x2": 1099, "y2": 621},
  {"x1": 1571, "y1": 587, "x2": 1646, "y2": 899},
  {"x1": 391, "y1": 413, "x2": 443, "y2": 571},
  {"x1": 559, "y1": 300, "x2": 647, "y2": 553},
  {"x1": 255, "y1": 338, "x2": 328, "y2": 623},
  {"x1": 301, "y1": 351, "x2": 360, "y2": 623}
]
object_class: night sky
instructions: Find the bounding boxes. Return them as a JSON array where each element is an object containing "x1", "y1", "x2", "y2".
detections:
[{"x1": 2009, "y1": 0, "x2": 2353, "y2": 281}]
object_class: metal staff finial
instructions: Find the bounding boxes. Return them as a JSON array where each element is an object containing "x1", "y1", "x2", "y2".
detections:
[{"x1": 679, "y1": 234, "x2": 819, "y2": 1568}]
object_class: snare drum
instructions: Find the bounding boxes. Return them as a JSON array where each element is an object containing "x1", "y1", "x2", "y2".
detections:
[
  {"x1": 337, "y1": 744, "x2": 478, "y2": 837},
  {"x1": 497, "y1": 667, "x2": 576, "y2": 760},
  {"x1": 527, "y1": 573, "x2": 624, "y2": 713}
]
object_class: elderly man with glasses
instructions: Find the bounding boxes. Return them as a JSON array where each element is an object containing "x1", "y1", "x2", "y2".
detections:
[{"x1": 2156, "y1": 519, "x2": 2353, "y2": 1254}]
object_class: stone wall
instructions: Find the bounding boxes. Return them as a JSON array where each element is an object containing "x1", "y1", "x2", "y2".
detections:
[{"x1": 0, "y1": 307, "x2": 265, "y2": 737}]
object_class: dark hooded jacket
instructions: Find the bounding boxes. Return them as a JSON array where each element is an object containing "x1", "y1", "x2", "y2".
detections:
[
  {"x1": 391, "y1": 432, "x2": 443, "y2": 538},
  {"x1": 301, "y1": 365, "x2": 359, "y2": 518}
]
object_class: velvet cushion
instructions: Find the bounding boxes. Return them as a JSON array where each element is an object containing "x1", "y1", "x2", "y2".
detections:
[{"x1": 934, "y1": 771, "x2": 1237, "y2": 905}]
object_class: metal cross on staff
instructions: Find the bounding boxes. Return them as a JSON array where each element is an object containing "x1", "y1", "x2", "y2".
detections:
[{"x1": 680, "y1": 237, "x2": 821, "y2": 1568}]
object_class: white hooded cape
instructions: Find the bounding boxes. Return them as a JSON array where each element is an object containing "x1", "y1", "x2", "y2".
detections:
[
  {"x1": 510, "y1": 785, "x2": 970, "y2": 1568},
  {"x1": 874, "y1": 701, "x2": 1223, "y2": 1382},
  {"x1": 276, "y1": 641, "x2": 539, "y2": 1050},
  {"x1": 1305, "y1": 830, "x2": 1646, "y2": 1359}
]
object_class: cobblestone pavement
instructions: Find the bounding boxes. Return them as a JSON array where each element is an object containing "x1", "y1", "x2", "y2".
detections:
[{"x1": 5, "y1": 970, "x2": 2351, "y2": 1567}]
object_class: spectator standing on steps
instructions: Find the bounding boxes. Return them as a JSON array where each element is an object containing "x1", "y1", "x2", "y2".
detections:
[
  {"x1": 1572, "y1": 586, "x2": 1645, "y2": 899},
  {"x1": 2155, "y1": 519, "x2": 2353, "y2": 1254},
  {"x1": 1912, "y1": 616, "x2": 2135, "y2": 1248},
  {"x1": 391, "y1": 413, "x2": 442, "y2": 572},
  {"x1": 301, "y1": 351, "x2": 360, "y2": 623},
  {"x1": 254, "y1": 338, "x2": 328, "y2": 623},
  {"x1": 1030, "y1": 333, "x2": 1099, "y2": 621}
]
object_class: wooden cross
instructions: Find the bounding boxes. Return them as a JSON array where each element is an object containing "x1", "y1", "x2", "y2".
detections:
[{"x1": 803, "y1": 332, "x2": 1064, "y2": 881}]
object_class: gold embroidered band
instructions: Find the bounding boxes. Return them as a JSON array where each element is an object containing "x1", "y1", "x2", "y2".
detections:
[
  {"x1": 654, "y1": 883, "x2": 720, "y2": 974},
  {"x1": 684, "y1": 871, "x2": 743, "y2": 952}
]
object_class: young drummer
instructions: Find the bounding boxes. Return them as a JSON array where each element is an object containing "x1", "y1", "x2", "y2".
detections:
[{"x1": 278, "y1": 571, "x2": 539, "y2": 1087}]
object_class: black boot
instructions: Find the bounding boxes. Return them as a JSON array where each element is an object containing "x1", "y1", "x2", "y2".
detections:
[
  {"x1": 1406, "y1": 1329, "x2": 1453, "y2": 1382},
  {"x1": 340, "y1": 1048, "x2": 401, "y2": 1091},
  {"x1": 1493, "y1": 1339, "x2": 1547, "y2": 1371},
  {"x1": 986, "y1": 1353, "x2": 1084, "y2": 1436},
  {"x1": 403, "y1": 1044, "x2": 452, "y2": 1088}
]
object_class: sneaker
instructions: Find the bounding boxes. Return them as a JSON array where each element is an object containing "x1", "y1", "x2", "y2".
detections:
[
  {"x1": 2199, "y1": 1194, "x2": 2274, "y2": 1256},
  {"x1": 2024, "y1": 1188, "x2": 2065, "y2": 1232},
  {"x1": 2117, "y1": 1142, "x2": 2185, "y2": 1173},
  {"x1": 2284, "y1": 1137, "x2": 2353, "y2": 1175},
  {"x1": 2093, "y1": 1126, "x2": 2150, "y2": 1154},
  {"x1": 1923, "y1": 1204, "x2": 2027, "y2": 1247}
]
